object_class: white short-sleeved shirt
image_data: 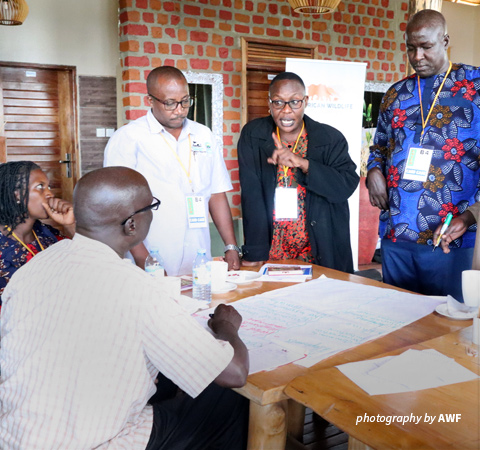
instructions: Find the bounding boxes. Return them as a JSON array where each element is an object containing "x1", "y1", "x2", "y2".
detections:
[
  {"x1": 104, "y1": 111, "x2": 232, "y2": 276},
  {"x1": 0, "y1": 234, "x2": 234, "y2": 449}
]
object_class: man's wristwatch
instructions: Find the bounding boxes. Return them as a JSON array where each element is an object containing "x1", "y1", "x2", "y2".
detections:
[{"x1": 224, "y1": 244, "x2": 243, "y2": 258}]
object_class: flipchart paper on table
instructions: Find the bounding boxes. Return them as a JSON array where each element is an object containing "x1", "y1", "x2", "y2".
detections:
[{"x1": 194, "y1": 277, "x2": 443, "y2": 374}]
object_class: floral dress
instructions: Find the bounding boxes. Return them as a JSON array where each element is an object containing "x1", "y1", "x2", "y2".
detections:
[
  {"x1": 269, "y1": 131, "x2": 314, "y2": 263},
  {"x1": 0, "y1": 221, "x2": 65, "y2": 306}
]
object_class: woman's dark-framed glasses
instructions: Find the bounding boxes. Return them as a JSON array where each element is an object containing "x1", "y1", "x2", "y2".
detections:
[
  {"x1": 121, "y1": 197, "x2": 161, "y2": 225},
  {"x1": 149, "y1": 93, "x2": 194, "y2": 111},
  {"x1": 269, "y1": 97, "x2": 306, "y2": 110}
]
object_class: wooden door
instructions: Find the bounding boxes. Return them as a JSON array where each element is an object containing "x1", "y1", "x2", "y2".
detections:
[
  {"x1": 0, "y1": 63, "x2": 78, "y2": 201},
  {"x1": 241, "y1": 38, "x2": 318, "y2": 125}
]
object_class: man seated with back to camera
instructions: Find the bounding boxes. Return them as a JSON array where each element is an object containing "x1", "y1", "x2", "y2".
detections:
[{"x1": 0, "y1": 166, "x2": 249, "y2": 450}]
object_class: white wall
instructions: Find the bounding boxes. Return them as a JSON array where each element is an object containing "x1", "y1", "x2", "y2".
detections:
[
  {"x1": 0, "y1": 0, "x2": 119, "y2": 76},
  {"x1": 443, "y1": 1, "x2": 480, "y2": 67}
]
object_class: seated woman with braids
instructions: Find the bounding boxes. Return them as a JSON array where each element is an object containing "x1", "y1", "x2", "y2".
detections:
[{"x1": 0, "y1": 161, "x2": 75, "y2": 306}]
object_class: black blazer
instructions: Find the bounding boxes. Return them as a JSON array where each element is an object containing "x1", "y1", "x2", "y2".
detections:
[{"x1": 238, "y1": 114, "x2": 359, "y2": 273}]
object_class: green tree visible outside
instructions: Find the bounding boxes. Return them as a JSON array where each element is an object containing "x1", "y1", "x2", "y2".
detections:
[
  {"x1": 363, "y1": 100, "x2": 373, "y2": 142},
  {"x1": 361, "y1": 101, "x2": 374, "y2": 177}
]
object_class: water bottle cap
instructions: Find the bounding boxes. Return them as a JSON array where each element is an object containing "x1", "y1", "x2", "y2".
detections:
[
  {"x1": 150, "y1": 248, "x2": 159, "y2": 253},
  {"x1": 197, "y1": 248, "x2": 206, "y2": 254}
]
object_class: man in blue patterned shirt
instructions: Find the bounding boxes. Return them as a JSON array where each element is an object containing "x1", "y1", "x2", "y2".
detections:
[{"x1": 367, "y1": 9, "x2": 480, "y2": 301}]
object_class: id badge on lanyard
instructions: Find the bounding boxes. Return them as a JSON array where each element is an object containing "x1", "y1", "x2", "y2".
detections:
[
  {"x1": 403, "y1": 145, "x2": 434, "y2": 182},
  {"x1": 186, "y1": 195, "x2": 207, "y2": 228},
  {"x1": 274, "y1": 187, "x2": 298, "y2": 221}
]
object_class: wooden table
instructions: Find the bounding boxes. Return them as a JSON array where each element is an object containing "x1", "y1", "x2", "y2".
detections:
[
  {"x1": 285, "y1": 326, "x2": 480, "y2": 450},
  {"x1": 210, "y1": 261, "x2": 470, "y2": 450}
]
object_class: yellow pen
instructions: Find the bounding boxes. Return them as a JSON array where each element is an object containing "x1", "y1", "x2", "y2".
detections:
[{"x1": 432, "y1": 212, "x2": 453, "y2": 252}]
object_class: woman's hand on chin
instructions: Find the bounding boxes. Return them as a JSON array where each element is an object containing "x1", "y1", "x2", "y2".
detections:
[{"x1": 43, "y1": 198, "x2": 76, "y2": 237}]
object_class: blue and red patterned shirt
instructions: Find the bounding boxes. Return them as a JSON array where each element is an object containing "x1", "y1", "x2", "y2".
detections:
[{"x1": 367, "y1": 63, "x2": 480, "y2": 248}]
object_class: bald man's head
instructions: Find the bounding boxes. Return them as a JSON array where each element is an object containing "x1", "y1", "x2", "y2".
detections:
[
  {"x1": 406, "y1": 9, "x2": 447, "y2": 36},
  {"x1": 146, "y1": 66, "x2": 186, "y2": 94},
  {"x1": 145, "y1": 66, "x2": 190, "y2": 134},
  {"x1": 405, "y1": 9, "x2": 449, "y2": 78},
  {"x1": 73, "y1": 167, "x2": 153, "y2": 244}
]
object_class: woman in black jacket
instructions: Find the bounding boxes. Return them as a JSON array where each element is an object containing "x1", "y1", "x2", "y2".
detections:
[{"x1": 238, "y1": 72, "x2": 359, "y2": 273}]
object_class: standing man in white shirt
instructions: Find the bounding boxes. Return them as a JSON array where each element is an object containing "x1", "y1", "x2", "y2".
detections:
[
  {"x1": 104, "y1": 66, "x2": 241, "y2": 276},
  {"x1": 0, "y1": 167, "x2": 249, "y2": 449}
]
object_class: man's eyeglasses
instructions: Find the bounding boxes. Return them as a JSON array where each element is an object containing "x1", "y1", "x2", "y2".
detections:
[
  {"x1": 121, "y1": 197, "x2": 161, "y2": 226},
  {"x1": 269, "y1": 97, "x2": 306, "y2": 110},
  {"x1": 149, "y1": 93, "x2": 194, "y2": 111}
]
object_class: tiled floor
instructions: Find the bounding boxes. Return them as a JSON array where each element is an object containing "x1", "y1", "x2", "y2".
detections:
[{"x1": 357, "y1": 261, "x2": 382, "y2": 277}]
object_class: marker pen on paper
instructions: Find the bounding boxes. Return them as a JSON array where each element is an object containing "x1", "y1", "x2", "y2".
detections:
[{"x1": 433, "y1": 212, "x2": 453, "y2": 252}]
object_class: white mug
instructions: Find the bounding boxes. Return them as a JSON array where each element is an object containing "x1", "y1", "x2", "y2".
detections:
[
  {"x1": 209, "y1": 260, "x2": 228, "y2": 291},
  {"x1": 462, "y1": 270, "x2": 480, "y2": 307}
]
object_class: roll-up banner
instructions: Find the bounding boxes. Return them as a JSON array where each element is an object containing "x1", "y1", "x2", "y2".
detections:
[{"x1": 285, "y1": 58, "x2": 367, "y2": 270}]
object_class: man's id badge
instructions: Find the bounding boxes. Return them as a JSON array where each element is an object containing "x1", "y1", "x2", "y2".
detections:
[
  {"x1": 191, "y1": 140, "x2": 213, "y2": 156},
  {"x1": 274, "y1": 187, "x2": 298, "y2": 221},
  {"x1": 186, "y1": 195, "x2": 207, "y2": 228},
  {"x1": 403, "y1": 145, "x2": 433, "y2": 182},
  {"x1": 191, "y1": 140, "x2": 206, "y2": 154}
]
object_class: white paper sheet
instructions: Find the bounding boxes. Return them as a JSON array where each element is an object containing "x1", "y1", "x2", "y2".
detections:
[{"x1": 337, "y1": 349, "x2": 479, "y2": 395}]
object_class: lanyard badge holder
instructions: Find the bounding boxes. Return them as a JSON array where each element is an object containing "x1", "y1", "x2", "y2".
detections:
[
  {"x1": 403, "y1": 62, "x2": 452, "y2": 183},
  {"x1": 273, "y1": 123, "x2": 304, "y2": 222},
  {"x1": 275, "y1": 160, "x2": 299, "y2": 221},
  {"x1": 403, "y1": 145, "x2": 434, "y2": 182},
  {"x1": 186, "y1": 195, "x2": 207, "y2": 228},
  {"x1": 275, "y1": 186, "x2": 299, "y2": 221}
]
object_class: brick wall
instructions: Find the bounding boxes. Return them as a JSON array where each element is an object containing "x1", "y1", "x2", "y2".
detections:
[{"x1": 118, "y1": 0, "x2": 409, "y2": 218}]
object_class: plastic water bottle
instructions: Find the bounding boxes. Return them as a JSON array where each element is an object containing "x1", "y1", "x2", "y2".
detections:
[
  {"x1": 192, "y1": 249, "x2": 211, "y2": 302},
  {"x1": 145, "y1": 248, "x2": 165, "y2": 278}
]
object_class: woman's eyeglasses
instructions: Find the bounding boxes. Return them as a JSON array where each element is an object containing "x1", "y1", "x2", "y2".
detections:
[{"x1": 269, "y1": 97, "x2": 306, "y2": 110}]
